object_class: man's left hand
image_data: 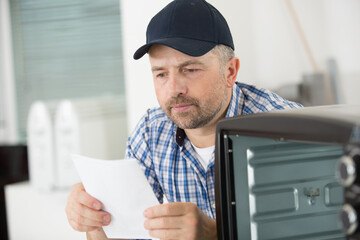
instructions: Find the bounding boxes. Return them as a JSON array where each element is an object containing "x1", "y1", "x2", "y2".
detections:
[{"x1": 143, "y1": 202, "x2": 217, "y2": 240}]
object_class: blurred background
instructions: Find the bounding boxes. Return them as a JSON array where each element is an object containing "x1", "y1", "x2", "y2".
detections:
[{"x1": 0, "y1": 0, "x2": 359, "y2": 239}]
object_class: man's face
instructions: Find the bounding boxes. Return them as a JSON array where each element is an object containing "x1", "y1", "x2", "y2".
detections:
[{"x1": 149, "y1": 45, "x2": 231, "y2": 129}]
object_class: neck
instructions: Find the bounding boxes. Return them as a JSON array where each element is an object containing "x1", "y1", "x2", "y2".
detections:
[{"x1": 184, "y1": 123, "x2": 217, "y2": 148}]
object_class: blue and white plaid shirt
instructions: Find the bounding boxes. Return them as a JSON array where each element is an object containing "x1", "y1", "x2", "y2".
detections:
[{"x1": 125, "y1": 82, "x2": 301, "y2": 220}]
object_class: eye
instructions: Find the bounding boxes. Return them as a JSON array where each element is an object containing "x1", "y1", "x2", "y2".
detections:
[
  {"x1": 184, "y1": 68, "x2": 199, "y2": 73},
  {"x1": 156, "y1": 72, "x2": 167, "y2": 78}
]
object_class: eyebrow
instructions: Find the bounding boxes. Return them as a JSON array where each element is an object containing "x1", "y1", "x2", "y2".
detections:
[
  {"x1": 151, "y1": 60, "x2": 205, "y2": 72},
  {"x1": 178, "y1": 60, "x2": 205, "y2": 69}
]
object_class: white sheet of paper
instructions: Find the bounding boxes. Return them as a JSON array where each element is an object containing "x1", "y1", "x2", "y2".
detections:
[{"x1": 72, "y1": 154, "x2": 159, "y2": 239}]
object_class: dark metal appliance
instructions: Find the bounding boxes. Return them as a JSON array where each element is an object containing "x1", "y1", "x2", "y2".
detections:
[{"x1": 215, "y1": 105, "x2": 360, "y2": 240}]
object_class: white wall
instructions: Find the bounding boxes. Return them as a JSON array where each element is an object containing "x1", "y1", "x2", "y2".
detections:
[
  {"x1": 121, "y1": 0, "x2": 360, "y2": 133},
  {"x1": 250, "y1": 0, "x2": 360, "y2": 102},
  {"x1": 324, "y1": 0, "x2": 360, "y2": 104},
  {"x1": 0, "y1": 0, "x2": 18, "y2": 144},
  {"x1": 119, "y1": 0, "x2": 169, "y2": 133}
]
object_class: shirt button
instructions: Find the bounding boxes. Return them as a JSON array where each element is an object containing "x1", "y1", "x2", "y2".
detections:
[{"x1": 212, "y1": 203, "x2": 216, "y2": 209}]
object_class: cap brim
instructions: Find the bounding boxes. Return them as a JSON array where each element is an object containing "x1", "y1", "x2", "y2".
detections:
[{"x1": 133, "y1": 38, "x2": 216, "y2": 60}]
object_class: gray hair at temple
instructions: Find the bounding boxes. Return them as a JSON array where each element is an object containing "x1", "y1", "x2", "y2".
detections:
[{"x1": 211, "y1": 44, "x2": 235, "y2": 73}]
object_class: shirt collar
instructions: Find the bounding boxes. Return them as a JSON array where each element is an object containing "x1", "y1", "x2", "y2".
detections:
[
  {"x1": 225, "y1": 82, "x2": 243, "y2": 118},
  {"x1": 176, "y1": 127, "x2": 186, "y2": 146}
]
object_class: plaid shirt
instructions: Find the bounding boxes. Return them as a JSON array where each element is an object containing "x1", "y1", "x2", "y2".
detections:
[{"x1": 125, "y1": 82, "x2": 302, "y2": 220}]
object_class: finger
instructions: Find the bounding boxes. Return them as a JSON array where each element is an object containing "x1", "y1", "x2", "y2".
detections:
[
  {"x1": 71, "y1": 210, "x2": 106, "y2": 228},
  {"x1": 70, "y1": 183, "x2": 103, "y2": 210},
  {"x1": 66, "y1": 184, "x2": 111, "y2": 226},
  {"x1": 144, "y1": 202, "x2": 195, "y2": 218},
  {"x1": 148, "y1": 229, "x2": 183, "y2": 239},
  {"x1": 66, "y1": 201, "x2": 111, "y2": 231},
  {"x1": 73, "y1": 201, "x2": 111, "y2": 225},
  {"x1": 69, "y1": 219, "x2": 101, "y2": 232},
  {"x1": 67, "y1": 209, "x2": 109, "y2": 233},
  {"x1": 69, "y1": 212, "x2": 103, "y2": 228},
  {"x1": 144, "y1": 216, "x2": 183, "y2": 230},
  {"x1": 66, "y1": 183, "x2": 109, "y2": 233},
  {"x1": 77, "y1": 188, "x2": 103, "y2": 210},
  {"x1": 67, "y1": 183, "x2": 101, "y2": 211}
]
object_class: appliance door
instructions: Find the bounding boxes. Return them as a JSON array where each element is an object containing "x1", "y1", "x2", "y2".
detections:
[{"x1": 221, "y1": 135, "x2": 346, "y2": 240}]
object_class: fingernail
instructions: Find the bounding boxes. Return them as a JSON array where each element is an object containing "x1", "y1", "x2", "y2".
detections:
[
  {"x1": 93, "y1": 203, "x2": 99, "y2": 209},
  {"x1": 143, "y1": 209, "x2": 148, "y2": 217},
  {"x1": 103, "y1": 215, "x2": 110, "y2": 224}
]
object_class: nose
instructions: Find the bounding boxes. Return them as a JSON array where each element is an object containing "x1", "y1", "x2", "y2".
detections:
[{"x1": 168, "y1": 72, "x2": 187, "y2": 97}]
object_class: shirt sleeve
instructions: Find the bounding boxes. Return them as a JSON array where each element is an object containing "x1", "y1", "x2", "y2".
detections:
[{"x1": 125, "y1": 110, "x2": 164, "y2": 204}]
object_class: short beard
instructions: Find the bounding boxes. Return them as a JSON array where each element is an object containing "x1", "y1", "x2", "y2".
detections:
[{"x1": 164, "y1": 90, "x2": 227, "y2": 129}]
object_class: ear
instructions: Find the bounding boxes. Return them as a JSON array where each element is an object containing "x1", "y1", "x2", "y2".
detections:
[{"x1": 225, "y1": 57, "x2": 240, "y2": 88}]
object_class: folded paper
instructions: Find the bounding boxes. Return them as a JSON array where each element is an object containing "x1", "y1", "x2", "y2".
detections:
[{"x1": 72, "y1": 154, "x2": 159, "y2": 239}]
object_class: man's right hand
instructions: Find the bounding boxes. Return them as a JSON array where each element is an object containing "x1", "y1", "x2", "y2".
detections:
[{"x1": 65, "y1": 183, "x2": 111, "y2": 232}]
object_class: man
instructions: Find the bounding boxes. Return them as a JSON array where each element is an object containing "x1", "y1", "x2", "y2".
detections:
[{"x1": 65, "y1": 0, "x2": 301, "y2": 239}]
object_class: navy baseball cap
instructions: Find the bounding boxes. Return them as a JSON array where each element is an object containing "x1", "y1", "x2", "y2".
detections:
[{"x1": 133, "y1": 0, "x2": 234, "y2": 60}]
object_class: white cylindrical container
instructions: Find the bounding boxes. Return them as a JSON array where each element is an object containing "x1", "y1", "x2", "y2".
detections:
[
  {"x1": 54, "y1": 100, "x2": 81, "y2": 188},
  {"x1": 27, "y1": 101, "x2": 55, "y2": 191}
]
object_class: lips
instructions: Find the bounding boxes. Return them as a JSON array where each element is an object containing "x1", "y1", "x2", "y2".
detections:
[
  {"x1": 171, "y1": 104, "x2": 193, "y2": 112},
  {"x1": 166, "y1": 96, "x2": 199, "y2": 113}
]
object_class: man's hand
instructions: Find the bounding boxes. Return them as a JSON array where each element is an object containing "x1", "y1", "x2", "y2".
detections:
[
  {"x1": 143, "y1": 202, "x2": 217, "y2": 240},
  {"x1": 65, "y1": 183, "x2": 111, "y2": 233}
]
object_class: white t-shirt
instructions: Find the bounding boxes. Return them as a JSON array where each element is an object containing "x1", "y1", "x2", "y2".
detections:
[{"x1": 191, "y1": 143, "x2": 215, "y2": 170}]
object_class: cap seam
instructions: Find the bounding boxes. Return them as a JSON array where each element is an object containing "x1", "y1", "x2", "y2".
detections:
[
  {"x1": 203, "y1": 1, "x2": 217, "y2": 43},
  {"x1": 168, "y1": 0, "x2": 177, "y2": 37}
]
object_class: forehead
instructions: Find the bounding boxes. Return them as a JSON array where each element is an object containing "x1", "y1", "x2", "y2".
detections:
[{"x1": 148, "y1": 44, "x2": 217, "y2": 67}]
